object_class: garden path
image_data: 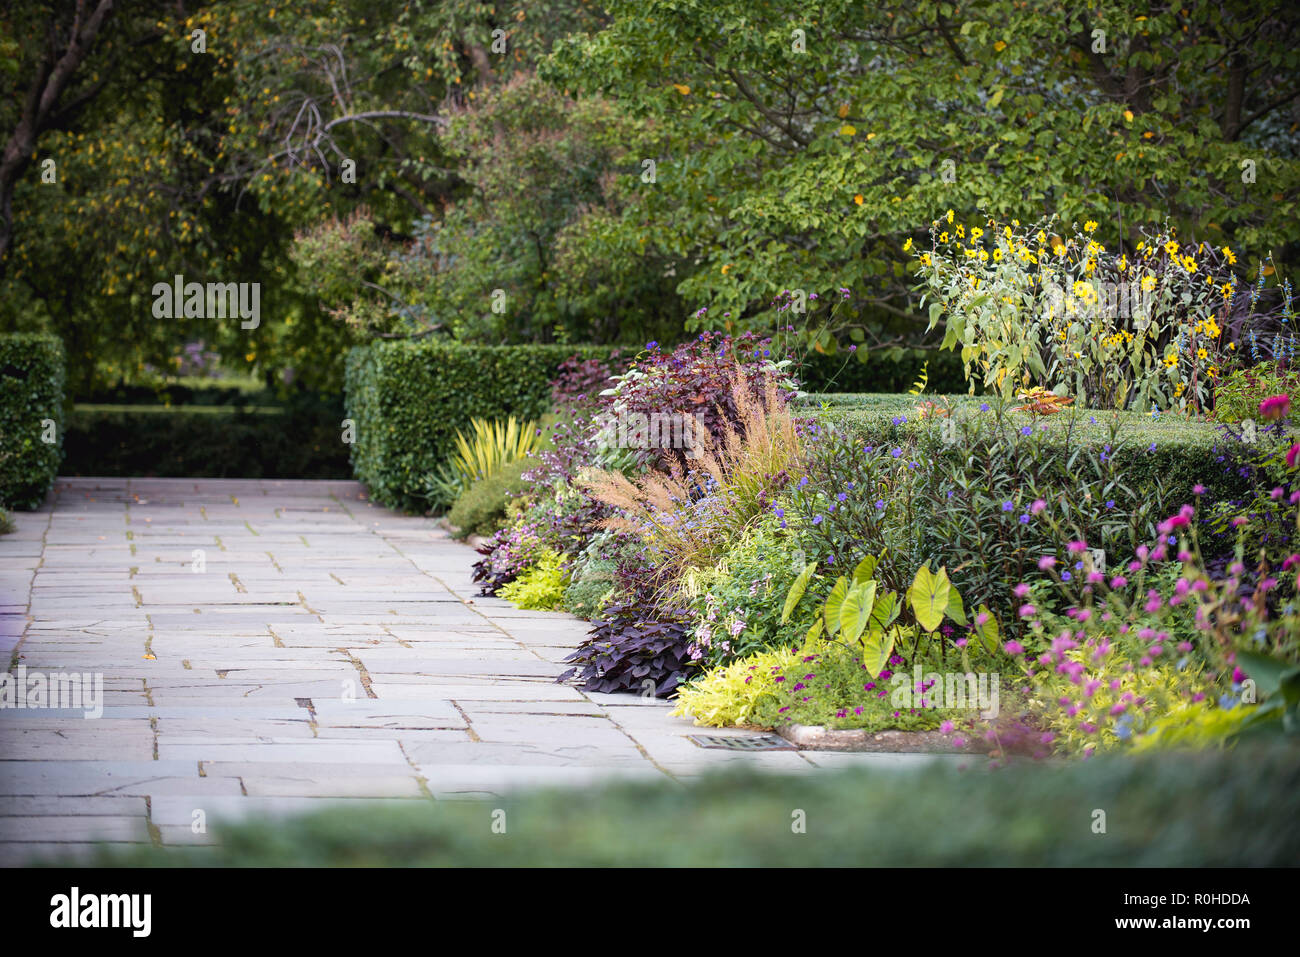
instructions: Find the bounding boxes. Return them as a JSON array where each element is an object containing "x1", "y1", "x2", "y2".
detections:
[{"x1": 0, "y1": 478, "x2": 941, "y2": 863}]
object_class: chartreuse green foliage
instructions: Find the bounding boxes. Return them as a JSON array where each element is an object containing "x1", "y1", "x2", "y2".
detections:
[
  {"x1": 497, "y1": 549, "x2": 570, "y2": 611},
  {"x1": 74, "y1": 743, "x2": 1300, "y2": 866},
  {"x1": 673, "y1": 642, "x2": 814, "y2": 728},
  {"x1": 672, "y1": 558, "x2": 996, "y2": 733},
  {"x1": 343, "y1": 341, "x2": 620, "y2": 511},
  {"x1": 0, "y1": 333, "x2": 65, "y2": 509}
]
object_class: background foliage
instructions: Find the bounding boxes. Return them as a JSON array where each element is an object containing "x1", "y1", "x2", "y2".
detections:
[{"x1": 4, "y1": 1, "x2": 1296, "y2": 400}]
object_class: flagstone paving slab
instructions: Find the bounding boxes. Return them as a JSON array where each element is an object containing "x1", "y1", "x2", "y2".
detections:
[{"x1": 0, "y1": 477, "x2": 932, "y2": 864}]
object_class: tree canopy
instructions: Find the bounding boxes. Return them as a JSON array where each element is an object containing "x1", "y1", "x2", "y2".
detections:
[{"x1": 2, "y1": 0, "x2": 1296, "y2": 392}]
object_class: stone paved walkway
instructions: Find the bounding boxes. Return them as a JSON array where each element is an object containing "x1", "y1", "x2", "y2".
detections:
[{"x1": 1, "y1": 478, "x2": 935, "y2": 864}]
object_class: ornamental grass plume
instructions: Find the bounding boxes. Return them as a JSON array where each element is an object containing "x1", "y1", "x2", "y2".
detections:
[{"x1": 579, "y1": 372, "x2": 804, "y2": 598}]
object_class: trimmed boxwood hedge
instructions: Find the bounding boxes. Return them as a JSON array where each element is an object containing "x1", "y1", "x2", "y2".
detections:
[
  {"x1": 344, "y1": 342, "x2": 624, "y2": 511},
  {"x1": 809, "y1": 394, "x2": 1256, "y2": 508},
  {"x1": 793, "y1": 347, "x2": 967, "y2": 394},
  {"x1": 63, "y1": 397, "x2": 351, "y2": 479},
  {"x1": 0, "y1": 333, "x2": 66, "y2": 509}
]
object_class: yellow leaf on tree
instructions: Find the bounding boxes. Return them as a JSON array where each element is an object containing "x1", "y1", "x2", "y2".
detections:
[
  {"x1": 839, "y1": 124, "x2": 857, "y2": 136},
  {"x1": 854, "y1": 195, "x2": 864, "y2": 205},
  {"x1": 672, "y1": 84, "x2": 691, "y2": 95},
  {"x1": 837, "y1": 103, "x2": 850, "y2": 118}
]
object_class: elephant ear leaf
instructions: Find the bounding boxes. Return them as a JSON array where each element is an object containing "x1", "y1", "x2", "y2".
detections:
[
  {"x1": 1234, "y1": 650, "x2": 1289, "y2": 698},
  {"x1": 823, "y1": 576, "x2": 848, "y2": 636},
  {"x1": 861, "y1": 628, "x2": 897, "y2": 679},
  {"x1": 909, "y1": 564, "x2": 950, "y2": 633},
  {"x1": 851, "y1": 554, "x2": 879, "y2": 586},
  {"x1": 782, "y1": 561, "x2": 818, "y2": 624},
  {"x1": 805, "y1": 617, "x2": 825, "y2": 643},
  {"x1": 870, "y1": 591, "x2": 900, "y2": 631},
  {"x1": 945, "y1": 581, "x2": 968, "y2": 626},
  {"x1": 840, "y1": 581, "x2": 877, "y2": 644}
]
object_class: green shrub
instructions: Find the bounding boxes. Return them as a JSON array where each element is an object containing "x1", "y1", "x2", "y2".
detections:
[
  {"x1": 78, "y1": 742, "x2": 1300, "y2": 866},
  {"x1": 497, "y1": 549, "x2": 570, "y2": 610},
  {"x1": 561, "y1": 566, "x2": 616, "y2": 618},
  {"x1": 343, "y1": 341, "x2": 621, "y2": 512},
  {"x1": 0, "y1": 505, "x2": 13, "y2": 535},
  {"x1": 0, "y1": 333, "x2": 66, "y2": 509},
  {"x1": 447, "y1": 458, "x2": 531, "y2": 539},
  {"x1": 817, "y1": 396, "x2": 1249, "y2": 508},
  {"x1": 62, "y1": 398, "x2": 351, "y2": 479}
]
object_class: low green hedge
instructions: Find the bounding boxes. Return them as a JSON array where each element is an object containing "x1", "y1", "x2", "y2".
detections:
[
  {"x1": 63, "y1": 398, "x2": 351, "y2": 479},
  {"x1": 344, "y1": 342, "x2": 622, "y2": 511},
  {"x1": 794, "y1": 347, "x2": 967, "y2": 394},
  {"x1": 71, "y1": 742, "x2": 1300, "y2": 866},
  {"x1": 0, "y1": 333, "x2": 66, "y2": 509},
  {"x1": 812, "y1": 395, "x2": 1253, "y2": 508}
]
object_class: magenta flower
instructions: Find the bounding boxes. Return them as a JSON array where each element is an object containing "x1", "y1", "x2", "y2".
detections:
[
  {"x1": 1003, "y1": 640, "x2": 1024, "y2": 655},
  {"x1": 1259, "y1": 393, "x2": 1290, "y2": 421},
  {"x1": 1287, "y1": 443, "x2": 1300, "y2": 469}
]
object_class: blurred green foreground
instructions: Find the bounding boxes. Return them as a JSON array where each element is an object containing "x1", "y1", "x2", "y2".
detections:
[{"x1": 78, "y1": 745, "x2": 1299, "y2": 867}]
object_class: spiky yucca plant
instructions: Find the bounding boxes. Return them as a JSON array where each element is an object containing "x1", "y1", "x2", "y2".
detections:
[
  {"x1": 423, "y1": 416, "x2": 541, "y2": 510},
  {"x1": 452, "y1": 416, "x2": 541, "y2": 483}
]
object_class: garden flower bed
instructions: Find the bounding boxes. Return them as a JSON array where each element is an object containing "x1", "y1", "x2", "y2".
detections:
[{"x1": 442, "y1": 328, "x2": 1300, "y2": 763}]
